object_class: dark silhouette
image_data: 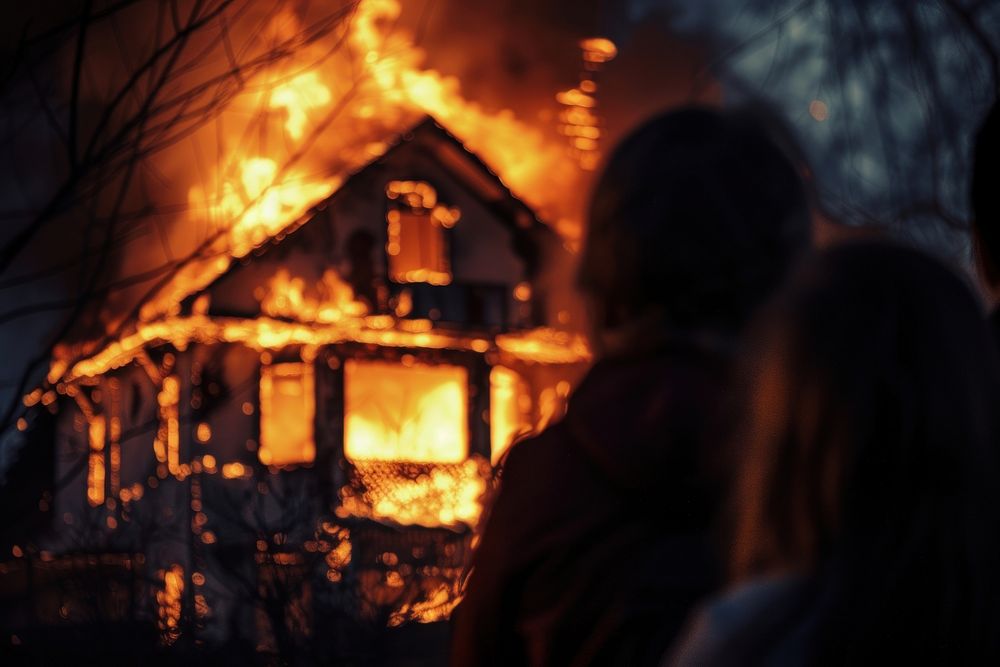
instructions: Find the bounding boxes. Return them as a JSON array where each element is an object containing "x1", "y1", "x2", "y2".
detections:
[
  {"x1": 346, "y1": 228, "x2": 380, "y2": 309},
  {"x1": 450, "y1": 106, "x2": 812, "y2": 666},
  {"x1": 973, "y1": 99, "x2": 1000, "y2": 346},
  {"x1": 672, "y1": 242, "x2": 1000, "y2": 666}
]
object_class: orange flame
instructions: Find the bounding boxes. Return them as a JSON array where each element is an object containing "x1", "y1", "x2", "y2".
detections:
[
  {"x1": 338, "y1": 458, "x2": 488, "y2": 528},
  {"x1": 176, "y1": 0, "x2": 590, "y2": 302}
]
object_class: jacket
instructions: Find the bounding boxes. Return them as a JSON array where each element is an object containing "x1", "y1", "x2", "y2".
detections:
[{"x1": 450, "y1": 342, "x2": 732, "y2": 666}]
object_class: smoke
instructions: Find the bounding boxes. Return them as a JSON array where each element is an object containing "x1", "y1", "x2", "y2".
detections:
[
  {"x1": 388, "y1": 0, "x2": 717, "y2": 331},
  {"x1": 400, "y1": 0, "x2": 718, "y2": 215}
]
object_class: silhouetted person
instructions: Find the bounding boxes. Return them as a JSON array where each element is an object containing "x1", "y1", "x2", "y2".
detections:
[
  {"x1": 450, "y1": 107, "x2": 812, "y2": 666},
  {"x1": 671, "y1": 242, "x2": 1000, "y2": 666},
  {"x1": 973, "y1": 99, "x2": 1000, "y2": 345}
]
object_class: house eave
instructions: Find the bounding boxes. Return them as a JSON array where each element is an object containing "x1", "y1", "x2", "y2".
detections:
[{"x1": 53, "y1": 314, "x2": 590, "y2": 384}]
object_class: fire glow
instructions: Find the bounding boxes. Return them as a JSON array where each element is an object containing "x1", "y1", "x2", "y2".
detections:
[
  {"x1": 36, "y1": 0, "x2": 605, "y2": 636},
  {"x1": 344, "y1": 360, "x2": 467, "y2": 463},
  {"x1": 139, "y1": 0, "x2": 613, "y2": 324}
]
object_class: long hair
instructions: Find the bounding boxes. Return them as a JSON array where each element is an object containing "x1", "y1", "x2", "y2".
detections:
[{"x1": 732, "y1": 241, "x2": 1000, "y2": 663}]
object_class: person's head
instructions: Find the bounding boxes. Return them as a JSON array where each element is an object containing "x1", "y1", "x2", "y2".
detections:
[
  {"x1": 973, "y1": 100, "x2": 1000, "y2": 297},
  {"x1": 733, "y1": 241, "x2": 1000, "y2": 662},
  {"x1": 579, "y1": 106, "x2": 812, "y2": 355}
]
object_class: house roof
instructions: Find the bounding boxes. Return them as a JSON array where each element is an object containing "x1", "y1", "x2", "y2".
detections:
[
  {"x1": 364, "y1": 116, "x2": 547, "y2": 233},
  {"x1": 144, "y1": 115, "x2": 555, "y2": 324},
  {"x1": 45, "y1": 116, "x2": 585, "y2": 384}
]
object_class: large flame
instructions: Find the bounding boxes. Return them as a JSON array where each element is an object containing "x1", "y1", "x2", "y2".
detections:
[
  {"x1": 348, "y1": 0, "x2": 579, "y2": 208},
  {"x1": 160, "y1": 0, "x2": 590, "y2": 325},
  {"x1": 38, "y1": 0, "x2": 608, "y2": 370}
]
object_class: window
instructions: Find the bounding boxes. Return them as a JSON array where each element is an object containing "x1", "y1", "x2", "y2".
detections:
[
  {"x1": 344, "y1": 360, "x2": 467, "y2": 463},
  {"x1": 259, "y1": 363, "x2": 315, "y2": 466},
  {"x1": 87, "y1": 378, "x2": 124, "y2": 507},
  {"x1": 87, "y1": 415, "x2": 106, "y2": 507},
  {"x1": 385, "y1": 181, "x2": 460, "y2": 286}
]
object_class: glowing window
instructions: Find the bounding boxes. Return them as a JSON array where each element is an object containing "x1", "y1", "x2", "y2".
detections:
[
  {"x1": 87, "y1": 415, "x2": 106, "y2": 507},
  {"x1": 344, "y1": 360, "x2": 467, "y2": 463},
  {"x1": 489, "y1": 366, "x2": 532, "y2": 465},
  {"x1": 385, "y1": 181, "x2": 459, "y2": 286},
  {"x1": 155, "y1": 376, "x2": 180, "y2": 474},
  {"x1": 259, "y1": 363, "x2": 315, "y2": 466}
]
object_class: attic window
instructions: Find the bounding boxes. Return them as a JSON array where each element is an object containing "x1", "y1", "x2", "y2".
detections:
[
  {"x1": 344, "y1": 359, "x2": 467, "y2": 463},
  {"x1": 385, "y1": 181, "x2": 460, "y2": 286},
  {"x1": 259, "y1": 363, "x2": 315, "y2": 466}
]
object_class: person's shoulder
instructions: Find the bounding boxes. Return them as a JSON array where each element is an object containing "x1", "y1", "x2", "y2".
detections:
[
  {"x1": 498, "y1": 421, "x2": 578, "y2": 479},
  {"x1": 488, "y1": 420, "x2": 611, "y2": 536},
  {"x1": 667, "y1": 574, "x2": 816, "y2": 667},
  {"x1": 699, "y1": 575, "x2": 808, "y2": 626}
]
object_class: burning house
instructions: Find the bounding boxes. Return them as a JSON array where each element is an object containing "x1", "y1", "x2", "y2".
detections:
[
  {"x1": 0, "y1": 0, "x2": 628, "y2": 657},
  {"x1": 2, "y1": 116, "x2": 589, "y2": 657}
]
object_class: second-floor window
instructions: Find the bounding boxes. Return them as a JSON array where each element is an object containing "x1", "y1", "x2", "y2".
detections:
[{"x1": 385, "y1": 180, "x2": 460, "y2": 286}]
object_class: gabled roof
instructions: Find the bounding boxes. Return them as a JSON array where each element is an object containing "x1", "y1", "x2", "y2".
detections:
[
  {"x1": 362, "y1": 116, "x2": 547, "y2": 232},
  {"x1": 397, "y1": 117, "x2": 547, "y2": 233},
  {"x1": 146, "y1": 115, "x2": 555, "y2": 323},
  {"x1": 44, "y1": 115, "x2": 576, "y2": 384}
]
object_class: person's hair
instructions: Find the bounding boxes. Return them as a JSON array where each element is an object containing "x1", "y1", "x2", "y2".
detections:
[
  {"x1": 973, "y1": 99, "x2": 1000, "y2": 283},
  {"x1": 579, "y1": 105, "x2": 812, "y2": 336},
  {"x1": 732, "y1": 241, "x2": 1000, "y2": 663}
]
